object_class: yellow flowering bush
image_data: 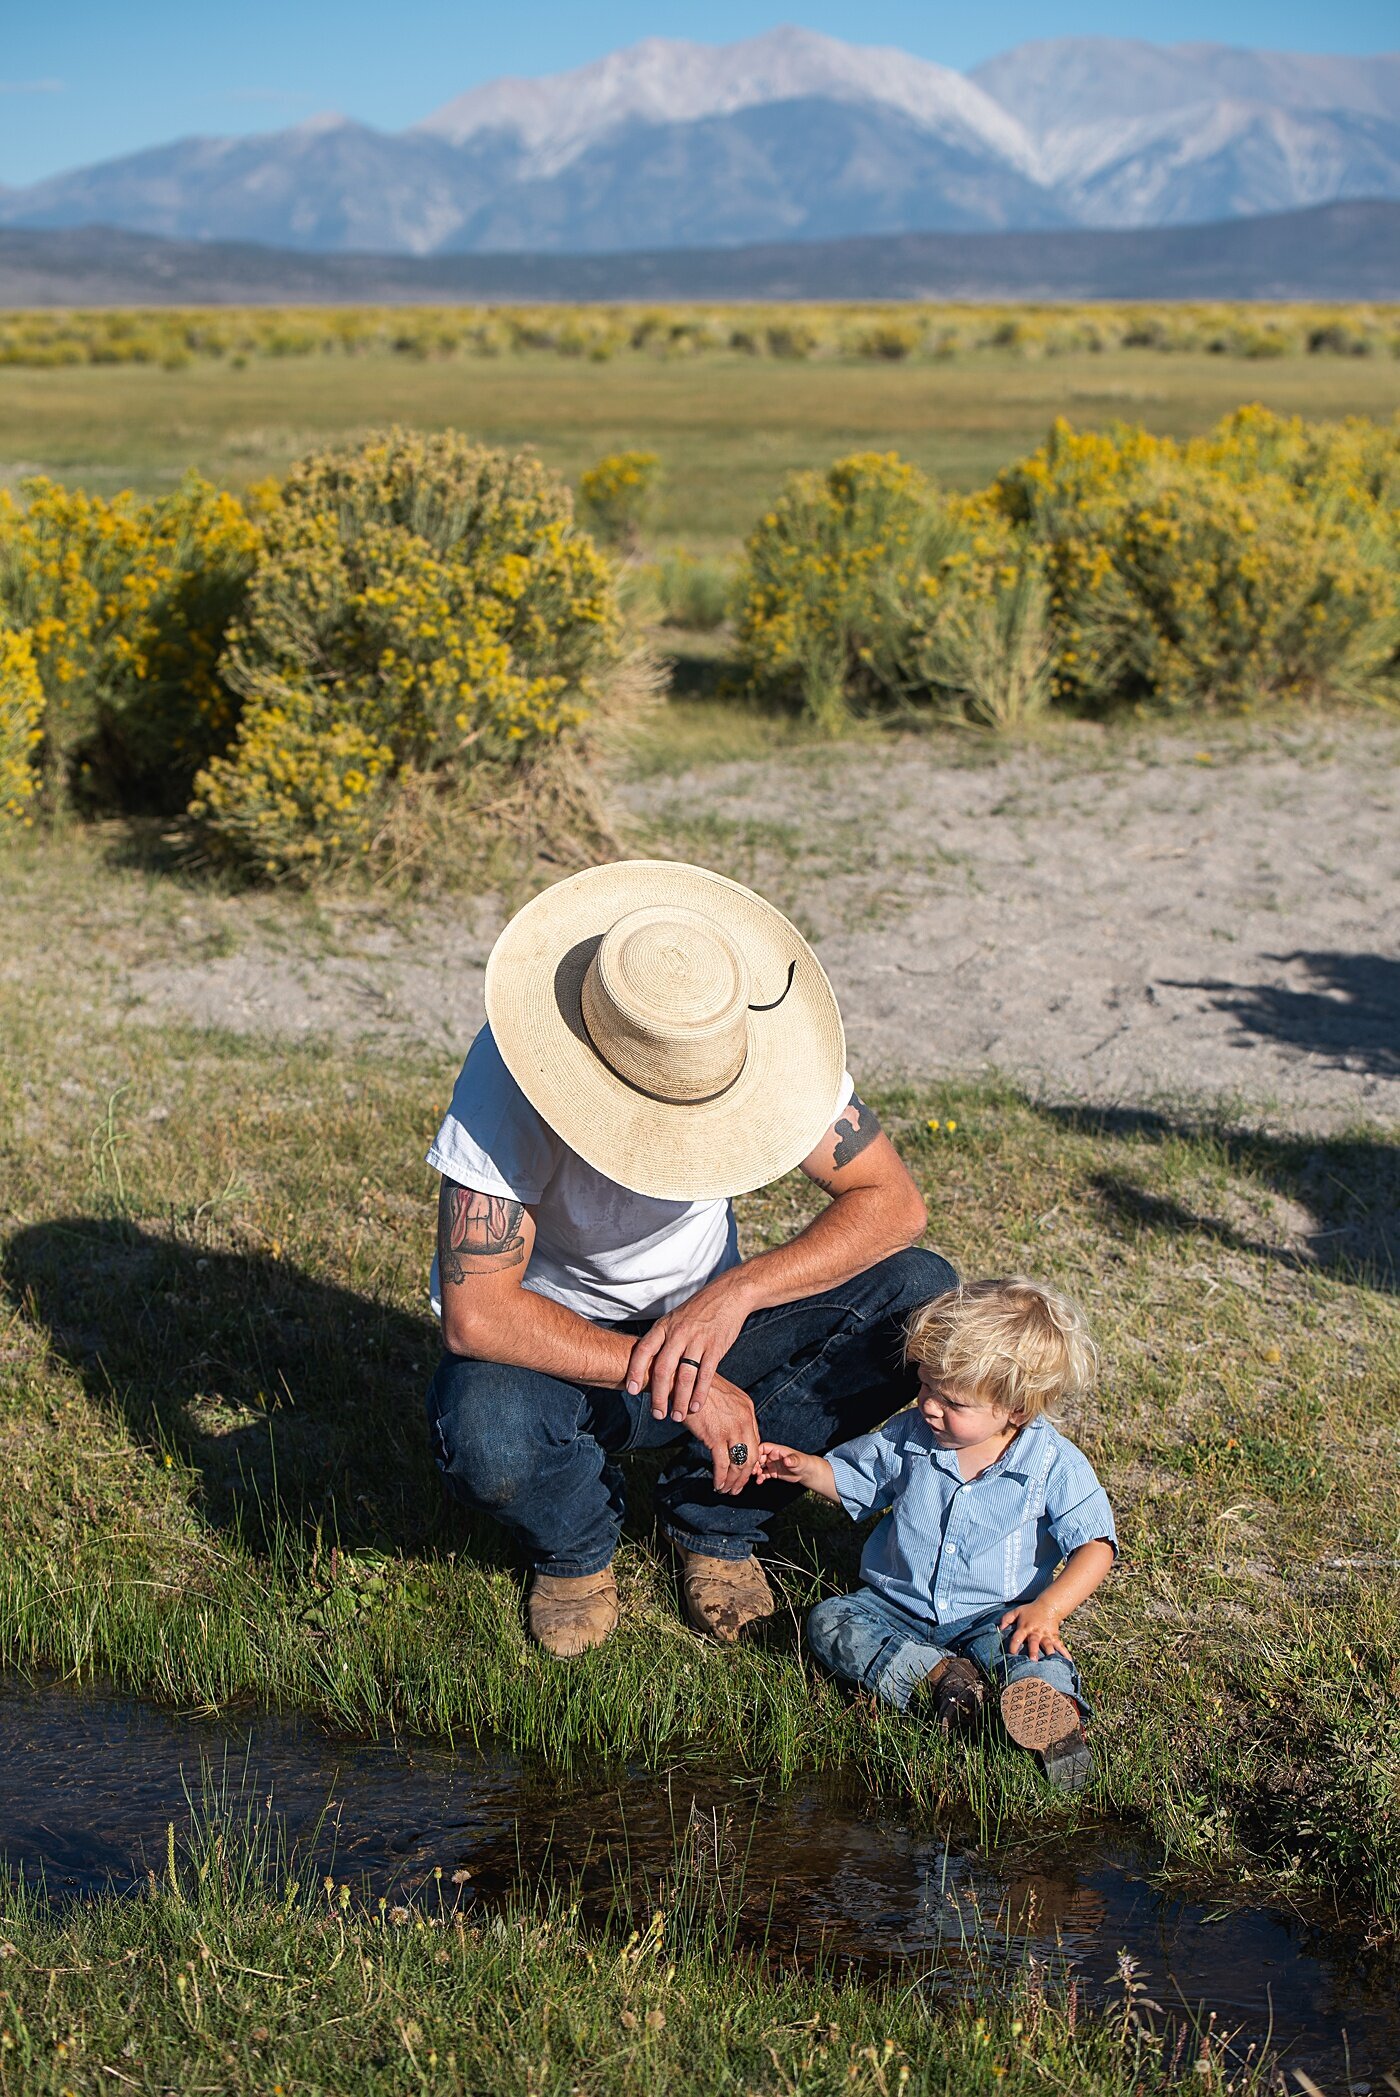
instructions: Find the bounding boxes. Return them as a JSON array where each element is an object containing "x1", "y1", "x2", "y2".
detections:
[
  {"x1": 735, "y1": 452, "x2": 941, "y2": 727},
  {"x1": 577, "y1": 451, "x2": 660, "y2": 550},
  {"x1": 739, "y1": 411, "x2": 1400, "y2": 725},
  {"x1": 192, "y1": 427, "x2": 620, "y2": 878},
  {"x1": 0, "y1": 628, "x2": 43, "y2": 826},
  {"x1": 988, "y1": 414, "x2": 1400, "y2": 710},
  {"x1": 0, "y1": 475, "x2": 258, "y2": 808},
  {"x1": 1, "y1": 300, "x2": 1398, "y2": 370}
]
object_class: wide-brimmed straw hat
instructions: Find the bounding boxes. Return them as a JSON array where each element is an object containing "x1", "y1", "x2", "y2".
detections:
[{"x1": 484, "y1": 859, "x2": 846, "y2": 1201}]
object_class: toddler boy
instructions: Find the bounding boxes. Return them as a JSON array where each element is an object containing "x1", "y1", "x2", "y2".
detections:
[{"x1": 756, "y1": 1278, "x2": 1116, "y2": 1790}]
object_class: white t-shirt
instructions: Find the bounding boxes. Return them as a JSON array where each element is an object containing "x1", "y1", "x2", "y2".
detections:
[{"x1": 427, "y1": 1024, "x2": 853, "y2": 1323}]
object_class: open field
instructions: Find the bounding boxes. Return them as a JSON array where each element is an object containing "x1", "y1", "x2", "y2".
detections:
[
  {"x1": 2, "y1": 326, "x2": 1398, "y2": 2090},
  {"x1": 3, "y1": 345, "x2": 1398, "y2": 543}
]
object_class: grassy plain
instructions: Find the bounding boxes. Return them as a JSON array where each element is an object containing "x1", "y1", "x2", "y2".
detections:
[
  {"x1": 3, "y1": 346, "x2": 1398, "y2": 544},
  {"x1": 2, "y1": 331, "x2": 1398, "y2": 2090}
]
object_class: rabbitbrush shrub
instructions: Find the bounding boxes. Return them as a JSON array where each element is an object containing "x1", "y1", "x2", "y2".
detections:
[
  {"x1": 737, "y1": 410, "x2": 1400, "y2": 726},
  {"x1": 735, "y1": 452, "x2": 941, "y2": 728},
  {"x1": 992, "y1": 412, "x2": 1400, "y2": 711},
  {"x1": 577, "y1": 449, "x2": 660, "y2": 549},
  {"x1": 0, "y1": 474, "x2": 259, "y2": 810},
  {"x1": 192, "y1": 428, "x2": 621, "y2": 879},
  {"x1": 0, "y1": 627, "x2": 43, "y2": 826}
]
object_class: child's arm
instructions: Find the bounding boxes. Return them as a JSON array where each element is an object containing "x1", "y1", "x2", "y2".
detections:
[
  {"x1": 1000, "y1": 1539, "x2": 1115, "y2": 1661},
  {"x1": 754, "y1": 1443, "x2": 841, "y2": 1503}
]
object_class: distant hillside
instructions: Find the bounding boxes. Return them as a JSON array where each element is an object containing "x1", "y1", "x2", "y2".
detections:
[
  {"x1": 0, "y1": 201, "x2": 1396, "y2": 306},
  {"x1": 2, "y1": 30, "x2": 1399, "y2": 256}
]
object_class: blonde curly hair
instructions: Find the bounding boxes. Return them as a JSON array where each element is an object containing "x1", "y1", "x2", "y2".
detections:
[{"x1": 905, "y1": 1278, "x2": 1098, "y2": 1423}]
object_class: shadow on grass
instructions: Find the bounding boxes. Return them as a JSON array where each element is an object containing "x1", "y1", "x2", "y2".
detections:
[
  {"x1": 2, "y1": 1216, "x2": 492, "y2": 1564},
  {"x1": 1036, "y1": 1105, "x2": 1398, "y2": 1291},
  {"x1": 1, "y1": 1217, "x2": 859, "y2": 1607}
]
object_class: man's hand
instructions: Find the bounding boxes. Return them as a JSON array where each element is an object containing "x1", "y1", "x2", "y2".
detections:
[
  {"x1": 625, "y1": 1268, "x2": 755, "y2": 1422},
  {"x1": 683, "y1": 1375, "x2": 761, "y2": 1495},
  {"x1": 999, "y1": 1597, "x2": 1072, "y2": 1662}
]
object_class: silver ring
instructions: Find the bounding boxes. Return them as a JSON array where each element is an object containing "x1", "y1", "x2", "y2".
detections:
[{"x1": 728, "y1": 1442, "x2": 749, "y2": 1466}]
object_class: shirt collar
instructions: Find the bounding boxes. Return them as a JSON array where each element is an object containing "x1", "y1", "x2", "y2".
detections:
[{"x1": 923, "y1": 1412, "x2": 1052, "y2": 1483}]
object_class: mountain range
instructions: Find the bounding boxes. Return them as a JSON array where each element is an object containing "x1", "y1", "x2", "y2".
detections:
[{"x1": 2, "y1": 28, "x2": 1399, "y2": 256}]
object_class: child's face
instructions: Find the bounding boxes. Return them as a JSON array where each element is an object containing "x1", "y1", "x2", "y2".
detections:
[{"x1": 916, "y1": 1367, "x2": 1020, "y2": 1451}]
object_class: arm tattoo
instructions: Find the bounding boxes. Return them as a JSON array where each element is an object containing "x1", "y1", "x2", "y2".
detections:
[
  {"x1": 438, "y1": 1180, "x2": 526, "y2": 1285},
  {"x1": 831, "y1": 1094, "x2": 881, "y2": 1172}
]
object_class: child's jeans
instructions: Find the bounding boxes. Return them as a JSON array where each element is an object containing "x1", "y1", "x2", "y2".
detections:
[{"x1": 807, "y1": 1585, "x2": 1088, "y2": 1718}]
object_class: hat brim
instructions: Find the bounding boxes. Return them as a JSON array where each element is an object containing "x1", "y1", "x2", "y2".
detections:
[{"x1": 484, "y1": 860, "x2": 846, "y2": 1201}]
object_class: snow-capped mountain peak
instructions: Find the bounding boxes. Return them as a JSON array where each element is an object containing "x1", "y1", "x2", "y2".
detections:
[{"x1": 413, "y1": 25, "x2": 1041, "y2": 180}]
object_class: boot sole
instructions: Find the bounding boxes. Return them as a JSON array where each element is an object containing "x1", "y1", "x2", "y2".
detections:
[{"x1": 999, "y1": 1676, "x2": 1082, "y2": 1753}]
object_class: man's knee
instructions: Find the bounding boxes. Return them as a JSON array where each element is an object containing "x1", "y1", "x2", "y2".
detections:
[{"x1": 426, "y1": 1355, "x2": 568, "y2": 1512}]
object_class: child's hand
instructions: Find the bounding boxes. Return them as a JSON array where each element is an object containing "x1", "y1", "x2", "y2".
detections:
[
  {"x1": 754, "y1": 1441, "x2": 807, "y2": 1484},
  {"x1": 1000, "y1": 1599, "x2": 1072, "y2": 1662}
]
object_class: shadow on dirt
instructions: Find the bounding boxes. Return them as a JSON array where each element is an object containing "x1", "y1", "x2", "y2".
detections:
[{"x1": 1167, "y1": 949, "x2": 1400, "y2": 1083}]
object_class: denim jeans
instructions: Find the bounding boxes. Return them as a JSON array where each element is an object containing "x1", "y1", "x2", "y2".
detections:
[
  {"x1": 425, "y1": 1246, "x2": 955, "y2": 1576},
  {"x1": 807, "y1": 1584, "x2": 1088, "y2": 1717}
]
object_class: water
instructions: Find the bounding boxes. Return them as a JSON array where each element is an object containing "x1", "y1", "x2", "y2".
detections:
[{"x1": 0, "y1": 1673, "x2": 1396, "y2": 2084}]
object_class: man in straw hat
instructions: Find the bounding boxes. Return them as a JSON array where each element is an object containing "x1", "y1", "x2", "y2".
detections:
[{"x1": 424, "y1": 859, "x2": 953, "y2": 1655}]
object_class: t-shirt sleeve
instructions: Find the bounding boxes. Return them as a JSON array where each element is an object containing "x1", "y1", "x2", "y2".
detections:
[
  {"x1": 1045, "y1": 1444, "x2": 1118, "y2": 1561},
  {"x1": 825, "y1": 1412, "x2": 914, "y2": 1520},
  {"x1": 425, "y1": 1024, "x2": 558, "y2": 1205}
]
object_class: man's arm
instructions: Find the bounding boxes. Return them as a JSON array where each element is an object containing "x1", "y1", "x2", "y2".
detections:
[
  {"x1": 436, "y1": 1180, "x2": 762, "y2": 1497},
  {"x1": 437, "y1": 1180, "x2": 634, "y2": 1388},
  {"x1": 626, "y1": 1091, "x2": 927, "y2": 1421}
]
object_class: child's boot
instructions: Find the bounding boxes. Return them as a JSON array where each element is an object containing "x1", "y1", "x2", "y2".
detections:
[
  {"x1": 999, "y1": 1678, "x2": 1091, "y2": 1791},
  {"x1": 919, "y1": 1656, "x2": 986, "y2": 1732}
]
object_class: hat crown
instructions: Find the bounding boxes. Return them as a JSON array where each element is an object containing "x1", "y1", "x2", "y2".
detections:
[{"x1": 581, "y1": 905, "x2": 752, "y2": 1105}]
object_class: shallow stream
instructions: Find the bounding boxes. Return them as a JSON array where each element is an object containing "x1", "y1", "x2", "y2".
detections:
[{"x1": 0, "y1": 1674, "x2": 1396, "y2": 2085}]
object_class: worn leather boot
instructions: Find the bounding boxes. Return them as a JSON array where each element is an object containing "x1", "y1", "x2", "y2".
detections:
[
  {"x1": 919, "y1": 1654, "x2": 987, "y2": 1732},
  {"x1": 527, "y1": 1567, "x2": 619, "y2": 1657},
  {"x1": 1000, "y1": 1677, "x2": 1091, "y2": 1791},
  {"x1": 676, "y1": 1547, "x2": 776, "y2": 1644}
]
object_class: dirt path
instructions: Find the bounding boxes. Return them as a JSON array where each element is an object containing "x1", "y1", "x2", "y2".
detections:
[{"x1": 116, "y1": 720, "x2": 1400, "y2": 1124}]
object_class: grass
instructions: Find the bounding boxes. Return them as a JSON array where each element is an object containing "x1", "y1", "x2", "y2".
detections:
[
  {"x1": 4, "y1": 347, "x2": 1400, "y2": 546},
  {"x1": 0, "y1": 827, "x2": 1397, "y2": 1947},
  {"x1": 0, "y1": 1787, "x2": 1278, "y2": 2097}
]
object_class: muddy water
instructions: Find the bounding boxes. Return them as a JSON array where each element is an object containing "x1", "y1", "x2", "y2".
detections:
[{"x1": 0, "y1": 1674, "x2": 1396, "y2": 2083}]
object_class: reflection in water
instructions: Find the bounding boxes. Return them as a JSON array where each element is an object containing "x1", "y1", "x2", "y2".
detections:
[{"x1": 0, "y1": 1675, "x2": 1395, "y2": 2082}]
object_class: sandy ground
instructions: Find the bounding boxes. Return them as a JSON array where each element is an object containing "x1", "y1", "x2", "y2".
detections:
[{"x1": 118, "y1": 721, "x2": 1400, "y2": 1125}]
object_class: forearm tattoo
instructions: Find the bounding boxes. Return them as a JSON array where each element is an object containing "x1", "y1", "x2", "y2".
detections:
[
  {"x1": 831, "y1": 1093, "x2": 881, "y2": 1171},
  {"x1": 437, "y1": 1180, "x2": 526, "y2": 1284}
]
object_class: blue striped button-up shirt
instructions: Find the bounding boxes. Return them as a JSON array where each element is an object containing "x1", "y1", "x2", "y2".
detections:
[{"x1": 825, "y1": 1410, "x2": 1117, "y2": 1635}]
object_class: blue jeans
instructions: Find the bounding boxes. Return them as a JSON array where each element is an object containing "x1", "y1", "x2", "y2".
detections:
[
  {"x1": 807, "y1": 1584, "x2": 1088, "y2": 1717},
  {"x1": 425, "y1": 1246, "x2": 955, "y2": 1576}
]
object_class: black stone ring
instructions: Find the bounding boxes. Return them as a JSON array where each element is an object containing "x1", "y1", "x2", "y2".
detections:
[
  {"x1": 728, "y1": 1442, "x2": 749, "y2": 1466},
  {"x1": 679, "y1": 1357, "x2": 702, "y2": 1370}
]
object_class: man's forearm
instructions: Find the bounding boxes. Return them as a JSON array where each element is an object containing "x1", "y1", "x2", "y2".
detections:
[
  {"x1": 729, "y1": 1186, "x2": 923, "y2": 1316},
  {"x1": 443, "y1": 1288, "x2": 633, "y2": 1389}
]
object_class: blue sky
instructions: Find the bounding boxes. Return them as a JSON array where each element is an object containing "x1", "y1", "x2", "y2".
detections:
[{"x1": 2, "y1": 1, "x2": 1395, "y2": 187}]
